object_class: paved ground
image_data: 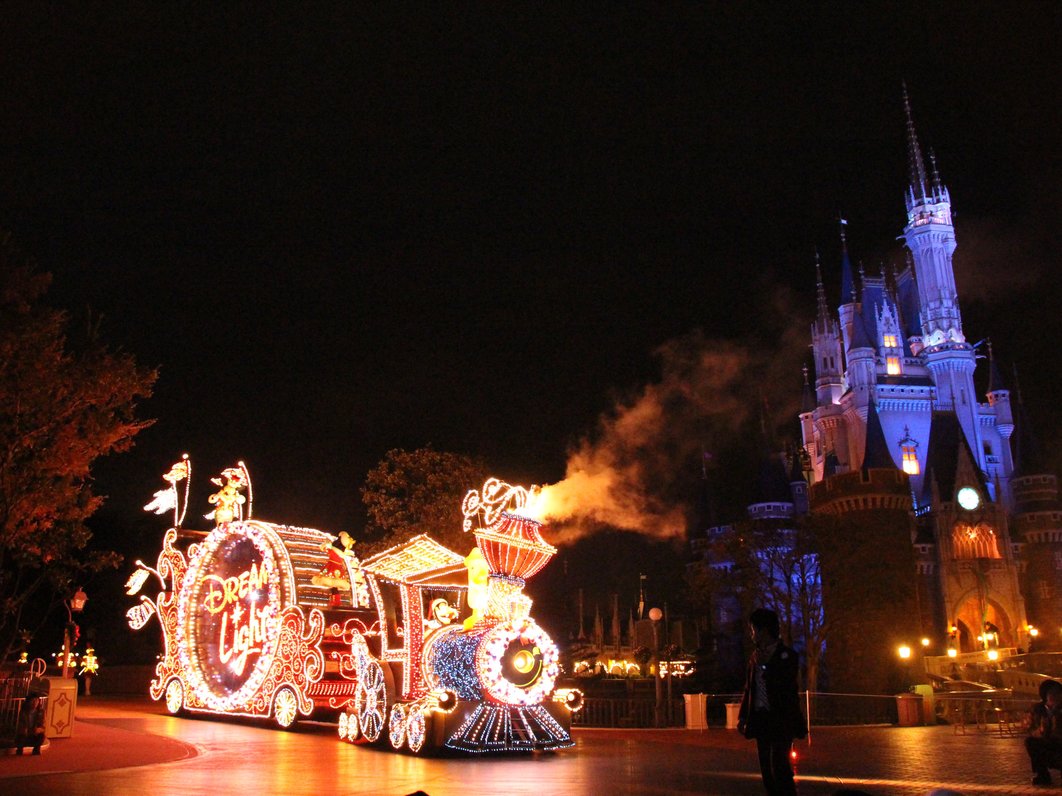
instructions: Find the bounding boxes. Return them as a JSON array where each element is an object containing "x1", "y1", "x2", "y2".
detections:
[{"x1": 0, "y1": 696, "x2": 1054, "y2": 794}]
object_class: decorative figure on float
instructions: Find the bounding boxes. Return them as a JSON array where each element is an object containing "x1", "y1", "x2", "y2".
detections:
[
  {"x1": 313, "y1": 531, "x2": 357, "y2": 589},
  {"x1": 463, "y1": 547, "x2": 490, "y2": 630},
  {"x1": 312, "y1": 531, "x2": 370, "y2": 606},
  {"x1": 425, "y1": 598, "x2": 459, "y2": 632},
  {"x1": 144, "y1": 455, "x2": 190, "y2": 526},
  {"x1": 206, "y1": 464, "x2": 249, "y2": 524}
]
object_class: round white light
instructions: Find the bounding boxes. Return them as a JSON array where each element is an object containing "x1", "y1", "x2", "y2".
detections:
[{"x1": 957, "y1": 487, "x2": 980, "y2": 511}]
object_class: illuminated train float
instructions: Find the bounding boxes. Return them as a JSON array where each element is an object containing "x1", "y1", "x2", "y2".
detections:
[{"x1": 127, "y1": 459, "x2": 579, "y2": 753}]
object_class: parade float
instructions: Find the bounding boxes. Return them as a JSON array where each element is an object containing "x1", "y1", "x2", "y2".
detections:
[{"x1": 127, "y1": 458, "x2": 579, "y2": 753}]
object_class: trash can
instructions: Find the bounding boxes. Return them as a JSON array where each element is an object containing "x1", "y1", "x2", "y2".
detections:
[
  {"x1": 911, "y1": 684, "x2": 935, "y2": 723},
  {"x1": 43, "y1": 677, "x2": 78, "y2": 738},
  {"x1": 895, "y1": 692, "x2": 924, "y2": 727},
  {"x1": 725, "y1": 701, "x2": 742, "y2": 730},
  {"x1": 684, "y1": 693, "x2": 707, "y2": 730}
]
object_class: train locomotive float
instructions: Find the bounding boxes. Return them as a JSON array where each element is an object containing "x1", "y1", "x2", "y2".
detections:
[{"x1": 127, "y1": 459, "x2": 579, "y2": 754}]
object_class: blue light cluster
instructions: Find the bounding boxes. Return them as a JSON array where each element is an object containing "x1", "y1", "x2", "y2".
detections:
[{"x1": 426, "y1": 631, "x2": 483, "y2": 700}]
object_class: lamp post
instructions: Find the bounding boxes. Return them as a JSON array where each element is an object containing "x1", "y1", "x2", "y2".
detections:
[
  {"x1": 63, "y1": 587, "x2": 88, "y2": 679},
  {"x1": 649, "y1": 607, "x2": 663, "y2": 727}
]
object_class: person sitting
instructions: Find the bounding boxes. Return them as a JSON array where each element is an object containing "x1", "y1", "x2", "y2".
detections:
[
  {"x1": 1026, "y1": 679, "x2": 1062, "y2": 785},
  {"x1": 15, "y1": 695, "x2": 45, "y2": 755}
]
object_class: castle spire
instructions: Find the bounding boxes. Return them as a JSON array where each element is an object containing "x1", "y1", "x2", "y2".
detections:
[
  {"x1": 903, "y1": 82, "x2": 928, "y2": 199},
  {"x1": 815, "y1": 250, "x2": 830, "y2": 321},
  {"x1": 986, "y1": 339, "x2": 1007, "y2": 395},
  {"x1": 801, "y1": 364, "x2": 815, "y2": 414},
  {"x1": 839, "y1": 217, "x2": 856, "y2": 304},
  {"x1": 929, "y1": 148, "x2": 943, "y2": 192}
]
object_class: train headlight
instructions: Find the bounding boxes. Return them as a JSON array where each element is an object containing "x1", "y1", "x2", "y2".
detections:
[
  {"x1": 502, "y1": 639, "x2": 544, "y2": 688},
  {"x1": 476, "y1": 620, "x2": 559, "y2": 706}
]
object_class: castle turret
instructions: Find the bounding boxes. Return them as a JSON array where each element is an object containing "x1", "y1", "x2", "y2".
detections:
[
  {"x1": 900, "y1": 87, "x2": 982, "y2": 462},
  {"x1": 811, "y1": 253, "x2": 844, "y2": 406}
]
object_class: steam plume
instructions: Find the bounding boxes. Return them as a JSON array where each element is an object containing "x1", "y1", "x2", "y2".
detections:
[{"x1": 535, "y1": 290, "x2": 809, "y2": 544}]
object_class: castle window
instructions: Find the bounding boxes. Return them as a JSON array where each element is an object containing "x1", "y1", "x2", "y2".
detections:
[
  {"x1": 1054, "y1": 550, "x2": 1062, "y2": 571},
  {"x1": 1040, "y1": 580, "x2": 1052, "y2": 600},
  {"x1": 899, "y1": 426, "x2": 919, "y2": 475},
  {"x1": 886, "y1": 356, "x2": 901, "y2": 375},
  {"x1": 883, "y1": 333, "x2": 899, "y2": 348},
  {"x1": 952, "y1": 523, "x2": 1001, "y2": 560}
]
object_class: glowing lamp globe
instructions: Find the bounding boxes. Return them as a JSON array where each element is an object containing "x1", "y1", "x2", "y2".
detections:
[{"x1": 648, "y1": 608, "x2": 663, "y2": 622}]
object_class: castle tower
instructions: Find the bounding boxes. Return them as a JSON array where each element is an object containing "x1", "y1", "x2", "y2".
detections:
[
  {"x1": 900, "y1": 88, "x2": 982, "y2": 463},
  {"x1": 918, "y1": 411, "x2": 1027, "y2": 651},
  {"x1": 811, "y1": 253, "x2": 844, "y2": 407},
  {"x1": 809, "y1": 410, "x2": 921, "y2": 694}
]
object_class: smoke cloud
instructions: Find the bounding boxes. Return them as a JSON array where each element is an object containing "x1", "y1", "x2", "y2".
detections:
[{"x1": 536, "y1": 286, "x2": 810, "y2": 544}]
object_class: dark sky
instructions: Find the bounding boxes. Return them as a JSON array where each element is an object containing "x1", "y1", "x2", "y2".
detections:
[{"x1": 3, "y1": 5, "x2": 1061, "y2": 543}]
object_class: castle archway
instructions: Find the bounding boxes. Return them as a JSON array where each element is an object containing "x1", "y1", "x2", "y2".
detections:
[{"x1": 952, "y1": 595, "x2": 1013, "y2": 651}]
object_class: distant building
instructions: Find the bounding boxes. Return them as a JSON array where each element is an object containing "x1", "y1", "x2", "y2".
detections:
[{"x1": 690, "y1": 90, "x2": 1061, "y2": 692}]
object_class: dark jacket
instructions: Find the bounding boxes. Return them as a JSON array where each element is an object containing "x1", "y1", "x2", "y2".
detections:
[{"x1": 737, "y1": 640, "x2": 807, "y2": 741}]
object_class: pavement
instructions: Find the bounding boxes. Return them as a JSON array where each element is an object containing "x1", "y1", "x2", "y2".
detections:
[{"x1": 0, "y1": 696, "x2": 1055, "y2": 795}]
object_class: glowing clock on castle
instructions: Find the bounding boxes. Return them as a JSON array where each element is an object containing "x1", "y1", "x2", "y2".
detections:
[{"x1": 957, "y1": 487, "x2": 981, "y2": 511}]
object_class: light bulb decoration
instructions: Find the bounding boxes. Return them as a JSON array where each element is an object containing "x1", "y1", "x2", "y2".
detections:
[{"x1": 129, "y1": 462, "x2": 574, "y2": 752}]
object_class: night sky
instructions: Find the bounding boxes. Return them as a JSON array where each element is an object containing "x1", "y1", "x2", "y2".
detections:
[{"x1": 3, "y1": 6, "x2": 1061, "y2": 562}]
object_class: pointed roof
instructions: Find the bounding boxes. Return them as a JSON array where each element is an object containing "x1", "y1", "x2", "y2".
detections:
[
  {"x1": 756, "y1": 452, "x2": 793, "y2": 503},
  {"x1": 788, "y1": 445, "x2": 806, "y2": 483},
  {"x1": 903, "y1": 82, "x2": 928, "y2": 198},
  {"x1": 839, "y1": 218, "x2": 856, "y2": 304},
  {"x1": 920, "y1": 411, "x2": 988, "y2": 505},
  {"x1": 986, "y1": 340, "x2": 1007, "y2": 394},
  {"x1": 1012, "y1": 368, "x2": 1048, "y2": 476},
  {"x1": 823, "y1": 449, "x2": 841, "y2": 477},
  {"x1": 862, "y1": 403, "x2": 896, "y2": 474},
  {"x1": 849, "y1": 304, "x2": 874, "y2": 350},
  {"x1": 693, "y1": 455, "x2": 718, "y2": 534},
  {"x1": 815, "y1": 251, "x2": 830, "y2": 323},
  {"x1": 801, "y1": 364, "x2": 815, "y2": 413}
]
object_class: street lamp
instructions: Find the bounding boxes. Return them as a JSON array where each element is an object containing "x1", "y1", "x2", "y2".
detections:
[
  {"x1": 63, "y1": 587, "x2": 88, "y2": 679},
  {"x1": 649, "y1": 607, "x2": 663, "y2": 727}
]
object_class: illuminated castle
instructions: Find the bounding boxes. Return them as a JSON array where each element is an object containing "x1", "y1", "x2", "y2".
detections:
[
  {"x1": 800, "y1": 89, "x2": 1062, "y2": 661},
  {"x1": 691, "y1": 90, "x2": 1062, "y2": 692}
]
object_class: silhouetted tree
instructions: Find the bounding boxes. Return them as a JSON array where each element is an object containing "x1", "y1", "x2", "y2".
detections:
[
  {"x1": 360, "y1": 447, "x2": 489, "y2": 555},
  {"x1": 0, "y1": 239, "x2": 156, "y2": 665}
]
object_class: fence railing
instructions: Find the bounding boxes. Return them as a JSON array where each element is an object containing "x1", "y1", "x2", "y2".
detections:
[
  {"x1": 572, "y1": 697, "x2": 686, "y2": 727},
  {"x1": 0, "y1": 672, "x2": 33, "y2": 743},
  {"x1": 572, "y1": 691, "x2": 900, "y2": 728}
]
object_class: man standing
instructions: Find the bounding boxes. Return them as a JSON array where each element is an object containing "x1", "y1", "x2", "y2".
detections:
[
  {"x1": 737, "y1": 608, "x2": 806, "y2": 795},
  {"x1": 1026, "y1": 679, "x2": 1062, "y2": 786}
]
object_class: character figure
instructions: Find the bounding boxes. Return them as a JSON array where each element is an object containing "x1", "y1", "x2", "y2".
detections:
[
  {"x1": 425, "y1": 598, "x2": 459, "y2": 632},
  {"x1": 463, "y1": 547, "x2": 490, "y2": 630},
  {"x1": 206, "y1": 467, "x2": 247, "y2": 524},
  {"x1": 312, "y1": 531, "x2": 358, "y2": 591}
]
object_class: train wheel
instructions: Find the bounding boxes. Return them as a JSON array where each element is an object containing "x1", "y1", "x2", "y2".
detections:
[
  {"x1": 355, "y1": 660, "x2": 387, "y2": 743},
  {"x1": 273, "y1": 687, "x2": 299, "y2": 729},
  {"x1": 406, "y1": 709, "x2": 427, "y2": 754},
  {"x1": 164, "y1": 679, "x2": 184, "y2": 715},
  {"x1": 338, "y1": 711, "x2": 350, "y2": 740},
  {"x1": 347, "y1": 711, "x2": 360, "y2": 741},
  {"x1": 388, "y1": 704, "x2": 407, "y2": 750}
]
